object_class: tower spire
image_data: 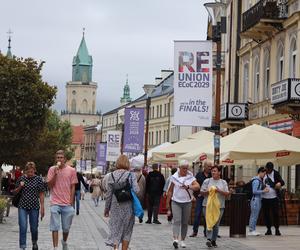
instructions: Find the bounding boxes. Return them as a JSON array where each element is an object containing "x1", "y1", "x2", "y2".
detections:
[
  {"x1": 6, "y1": 29, "x2": 13, "y2": 59},
  {"x1": 120, "y1": 74, "x2": 132, "y2": 104}
]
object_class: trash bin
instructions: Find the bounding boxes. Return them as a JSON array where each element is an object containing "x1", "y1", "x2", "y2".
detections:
[{"x1": 230, "y1": 193, "x2": 247, "y2": 238}]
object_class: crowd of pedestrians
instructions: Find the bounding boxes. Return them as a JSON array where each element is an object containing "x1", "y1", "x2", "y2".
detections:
[{"x1": 7, "y1": 148, "x2": 287, "y2": 250}]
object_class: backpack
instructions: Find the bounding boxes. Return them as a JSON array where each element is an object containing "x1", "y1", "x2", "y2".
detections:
[
  {"x1": 243, "y1": 179, "x2": 261, "y2": 200},
  {"x1": 111, "y1": 172, "x2": 132, "y2": 203}
]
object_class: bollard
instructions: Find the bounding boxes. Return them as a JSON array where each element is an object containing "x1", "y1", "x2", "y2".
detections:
[{"x1": 230, "y1": 193, "x2": 247, "y2": 238}]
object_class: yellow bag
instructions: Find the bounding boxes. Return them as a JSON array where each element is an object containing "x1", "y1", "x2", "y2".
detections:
[{"x1": 205, "y1": 186, "x2": 221, "y2": 230}]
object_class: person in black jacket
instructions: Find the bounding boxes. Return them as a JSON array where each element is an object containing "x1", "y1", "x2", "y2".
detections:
[
  {"x1": 145, "y1": 163, "x2": 165, "y2": 224},
  {"x1": 75, "y1": 171, "x2": 89, "y2": 215},
  {"x1": 262, "y1": 162, "x2": 285, "y2": 236}
]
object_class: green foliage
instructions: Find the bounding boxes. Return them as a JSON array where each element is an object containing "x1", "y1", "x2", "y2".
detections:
[
  {"x1": 0, "y1": 198, "x2": 7, "y2": 210},
  {"x1": 30, "y1": 110, "x2": 74, "y2": 175},
  {"x1": 0, "y1": 54, "x2": 57, "y2": 166}
]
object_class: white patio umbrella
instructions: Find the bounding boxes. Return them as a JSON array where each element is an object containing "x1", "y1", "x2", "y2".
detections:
[
  {"x1": 130, "y1": 142, "x2": 172, "y2": 168},
  {"x1": 180, "y1": 124, "x2": 300, "y2": 166},
  {"x1": 152, "y1": 130, "x2": 214, "y2": 163}
]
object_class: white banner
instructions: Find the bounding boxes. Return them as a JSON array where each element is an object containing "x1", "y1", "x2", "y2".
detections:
[
  {"x1": 86, "y1": 160, "x2": 92, "y2": 172},
  {"x1": 174, "y1": 41, "x2": 213, "y2": 127},
  {"x1": 106, "y1": 131, "x2": 122, "y2": 162}
]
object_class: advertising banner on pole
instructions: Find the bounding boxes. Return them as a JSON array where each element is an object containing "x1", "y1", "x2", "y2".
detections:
[
  {"x1": 123, "y1": 107, "x2": 145, "y2": 153},
  {"x1": 80, "y1": 159, "x2": 86, "y2": 172},
  {"x1": 96, "y1": 142, "x2": 107, "y2": 167},
  {"x1": 106, "y1": 131, "x2": 122, "y2": 162},
  {"x1": 174, "y1": 41, "x2": 213, "y2": 127}
]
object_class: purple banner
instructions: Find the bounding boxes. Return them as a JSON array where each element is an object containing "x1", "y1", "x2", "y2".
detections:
[
  {"x1": 97, "y1": 142, "x2": 107, "y2": 166},
  {"x1": 80, "y1": 160, "x2": 86, "y2": 172},
  {"x1": 123, "y1": 107, "x2": 145, "y2": 153}
]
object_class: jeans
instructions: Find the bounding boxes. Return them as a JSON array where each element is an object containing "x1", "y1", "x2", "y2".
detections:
[
  {"x1": 203, "y1": 207, "x2": 224, "y2": 241},
  {"x1": 192, "y1": 196, "x2": 205, "y2": 234},
  {"x1": 18, "y1": 208, "x2": 39, "y2": 248},
  {"x1": 147, "y1": 195, "x2": 161, "y2": 221},
  {"x1": 75, "y1": 190, "x2": 81, "y2": 213},
  {"x1": 249, "y1": 196, "x2": 262, "y2": 232},
  {"x1": 172, "y1": 201, "x2": 192, "y2": 240},
  {"x1": 262, "y1": 198, "x2": 280, "y2": 230}
]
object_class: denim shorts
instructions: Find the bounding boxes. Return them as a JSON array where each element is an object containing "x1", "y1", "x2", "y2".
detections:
[{"x1": 50, "y1": 205, "x2": 75, "y2": 232}]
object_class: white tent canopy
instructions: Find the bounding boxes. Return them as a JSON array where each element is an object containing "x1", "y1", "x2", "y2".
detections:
[
  {"x1": 152, "y1": 130, "x2": 214, "y2": 163},
  {"x1": 179, "y1": 124, "x2": 300, "y2": 166},
  {"x1": 130, "y1": 142, "x2": 172, "y2": 168}
]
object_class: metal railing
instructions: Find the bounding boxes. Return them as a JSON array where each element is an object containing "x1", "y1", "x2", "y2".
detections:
[{"x1": 242, "y1": 0, "x2": 284, "y2": 32}]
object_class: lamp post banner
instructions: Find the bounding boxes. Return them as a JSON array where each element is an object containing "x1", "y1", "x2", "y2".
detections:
[
  {"x1": 97, "y1": 142, "x2": 107, "y2": 167},
  {"x1": 174, "y1": 41, "x2": 213, "y2": 126},
  {"x1": 106, "y1": 130, "x2": 122, "y2": 162},
  {"x1": 123, "y1": 107, "x2": 145, "y2": 153}
]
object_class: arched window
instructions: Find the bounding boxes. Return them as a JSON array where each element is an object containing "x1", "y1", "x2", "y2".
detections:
[
  {"x1": 277, "y1": 42, "x2": 284, "y2": 81},
  {"x1": 290, "y1": 37, "x2": 297, "y2": 78},
  {"x1": 82, "y1": 99, "x2": 88, "y2": 113},
  {"x1": 263, "y1": 50, "x2": 270, "y2": 99},
  {"x1": 92, "y1": 101, "x2": 95, "y2": 114},
  {"x1": 243, "y1": 62, "x2": 249, "y2": 103},
  {"x1": 71, "y1": 99, "x2": 76, "y2": 113},
  {"x1": 253, "y1": 57, "x2": 260, "y2": 103}
]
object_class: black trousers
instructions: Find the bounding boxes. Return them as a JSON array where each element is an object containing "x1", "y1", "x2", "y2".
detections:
[
  {"x1": 262, "y1": 198, "x2": 280, "y2": 230},
  {"x1": 147, "y1": 195, "x2": 161, "y2": 221}
]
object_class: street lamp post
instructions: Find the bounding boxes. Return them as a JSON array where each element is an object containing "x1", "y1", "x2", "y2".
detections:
[
  {"x1": 204, "y1": 1, "x2": 226, "y2": 166},
  {"x1": 143, "y1": 84, "x2": 156, "y2": 168}
]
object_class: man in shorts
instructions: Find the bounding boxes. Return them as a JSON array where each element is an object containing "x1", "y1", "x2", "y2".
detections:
[{"x1": 47, "y1": 150, "x2": 78, "y2": 250}]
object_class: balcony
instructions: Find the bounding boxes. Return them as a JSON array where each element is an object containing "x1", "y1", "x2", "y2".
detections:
[
  {"x1": 241, "y1": 0, "x2": 287, "y2": 41},
  {"x1": 271, "y1": 78, "x2": 300, "y2": 114},
  {"x1": 220, "y1": 103, "x2": 248, "y2": 127}
]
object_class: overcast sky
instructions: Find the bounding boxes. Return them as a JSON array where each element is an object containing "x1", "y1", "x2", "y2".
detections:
[{"x1": 0, "y1": 0, "x2": 209, "y2": 113}]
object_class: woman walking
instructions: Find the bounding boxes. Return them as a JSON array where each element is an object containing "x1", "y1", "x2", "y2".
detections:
[
  {"x1": 104, "y1": 155, "x2": 139, "y2": 250},
  {"x1": 166, "y1": 160, "x2": 200, "y2": 249},
  {"x1": 200, "y1": 165, "x2": 229, "y2": 248},
  {"x1": 91, "y1": 175, "x2": 102, "y2": 206},
  {"x1": 14, "y1": 162, "x2": 45, "y2": 250}
]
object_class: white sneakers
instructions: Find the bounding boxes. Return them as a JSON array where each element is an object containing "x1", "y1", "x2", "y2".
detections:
[
  {"x1": 249, "y1": 231, "x2": 261, "y2": 236},
  {"x1": 180, "y1": 241, "x2": 186, "y2": 248}
]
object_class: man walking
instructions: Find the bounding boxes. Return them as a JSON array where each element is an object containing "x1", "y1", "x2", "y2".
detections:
[
  {"x1": 47, "y1": 150, "x2": 78, "y2": 250},
  {"x1": 190, "y1": 161, "x2": 212, "y2": 237},
  {"x1": 262, "y1": 162, "x2": 285, "y2": 236},
  {"x1": 145, "y1": 163, "x2": 165, "y2": 224},
  {"x1": 75, "y1": 171, "x2": 88, "y2": 215}
]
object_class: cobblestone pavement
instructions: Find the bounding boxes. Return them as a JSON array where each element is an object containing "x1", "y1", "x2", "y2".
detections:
[{"x1": 0, "y1": 195, "x2": 299, "y2": 250}]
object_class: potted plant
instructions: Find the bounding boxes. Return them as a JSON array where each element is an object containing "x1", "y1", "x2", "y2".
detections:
[{"x1": 0, "y1": 198, "x2": 7, "y2": 223}]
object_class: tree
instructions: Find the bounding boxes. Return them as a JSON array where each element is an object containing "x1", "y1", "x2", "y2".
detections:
[
  {"x1": 30, "y1": 110, "x2": 73, "y2": 175},
  {"x1": 0, "y1": 54, "x2": 57, "y2": 166}
]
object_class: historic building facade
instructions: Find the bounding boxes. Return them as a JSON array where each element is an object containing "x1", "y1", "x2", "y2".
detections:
[{"x1": 61, "y1": 33, "x2": 101, "y2": 126}]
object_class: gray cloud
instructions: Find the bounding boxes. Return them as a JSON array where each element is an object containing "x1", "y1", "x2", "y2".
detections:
[{"x1": 0, "y1": 0, "x2": 210, "y2": 113}]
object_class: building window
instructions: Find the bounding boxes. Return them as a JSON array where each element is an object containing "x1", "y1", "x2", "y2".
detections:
[
  {"x1": 157, "y1": 106, "x2": 159, "y2": 118},
  {"x1": 264, "y1": 50, "x2": 270, "y2": 100},
  {"x1": 82, "y1": 99, "x2": 88, "y2": 113},
  {"x1": 149, "y1": 132, "x2": 151, "y2": 145},
  {"x1": 155, "y1": 131, "x2": 158, "y2": 145},
  {"x1": 152, "y1": 107, "x2": 155, "y2": 118},
  {"x1": 160, "y1": 105, "x2": 162, "y2": 117},
  {"x1": 253, "y1": 57, "x2": 260, "y2": 103},
  {"x1": 277, "y1": 42, "x2": 284, "y2": 81},
  {"x1": 71, "y1": 99, "x2": 76, "y2": 113},
  {"x1": 164, "y1": 104, "x2": 167, "y2": 116},
  {"x1": 159, "y1": 130, "x2": 161, "y2": 144},
  {"x1": 290, "y1": 37, "x2": 297, "y2": 78}
]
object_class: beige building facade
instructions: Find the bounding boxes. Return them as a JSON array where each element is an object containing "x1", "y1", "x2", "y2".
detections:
[{"x1": 219, "y1": 0, "x2": 300, "y2": 192}]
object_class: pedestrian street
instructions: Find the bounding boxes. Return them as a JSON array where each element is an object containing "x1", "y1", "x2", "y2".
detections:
[{"x1": 0, "y1": 195, "x2": 299, "y2": 250}]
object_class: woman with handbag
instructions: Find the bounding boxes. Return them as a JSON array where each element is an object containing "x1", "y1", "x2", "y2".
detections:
[
  {"x1": 166, "y1": 160, "x2": 200, "y2": 249},
  {"x1": 104, "y1": 155, "x2": 139, "y2": 250},
  {"x1": 90, "y1": 175, "x2": 102, "y2": 207},
  {"x1": 14, "y1": 162, "x2": 45, "y2": 250}
]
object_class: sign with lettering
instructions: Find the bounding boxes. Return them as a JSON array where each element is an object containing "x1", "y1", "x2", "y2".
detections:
[
  {"x1": 123, "y1": 108, "x2": 145, "y2": 153},
  {"x1": 174, "y1": 41, "x2": 213, "y2": 126},
  {"x1": 106, "y1": 131, "x2": 122, "y2": 162},
  {"x1": 271, "y1": 80, "x2": 288, "y2": 104}
]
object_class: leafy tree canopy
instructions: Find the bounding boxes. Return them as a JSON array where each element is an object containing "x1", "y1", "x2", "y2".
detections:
[{"x1": 0, "y1": 54, "x2": 56, "y2": 167}]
